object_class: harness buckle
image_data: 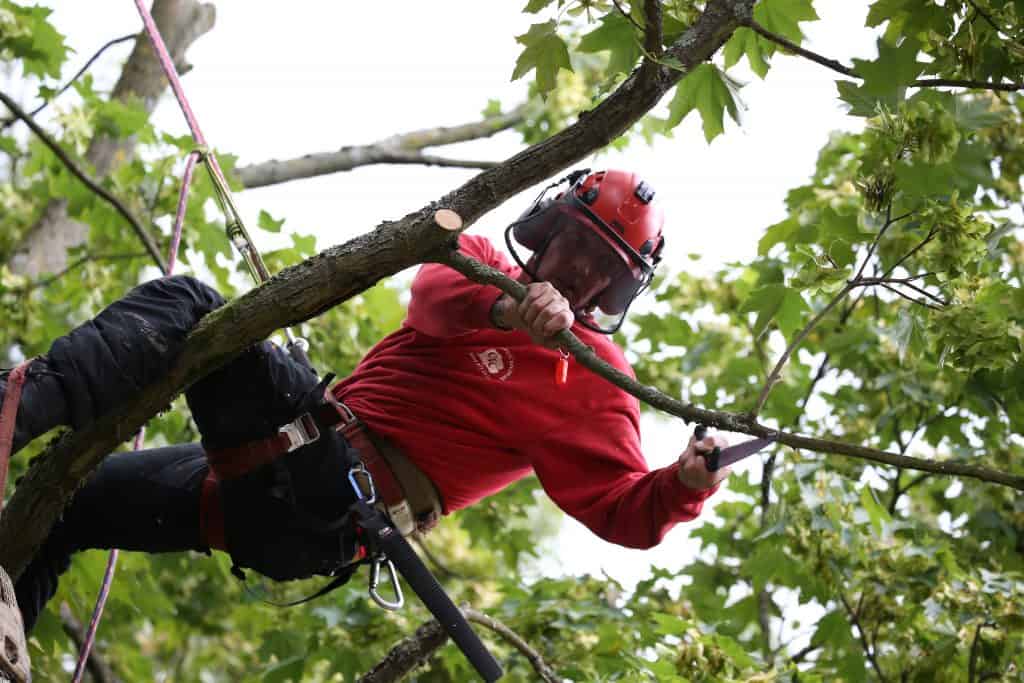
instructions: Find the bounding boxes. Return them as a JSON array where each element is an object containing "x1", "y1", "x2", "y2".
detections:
[{"x1": 279, "y1": 412, "x2": 320, "y2": 452}]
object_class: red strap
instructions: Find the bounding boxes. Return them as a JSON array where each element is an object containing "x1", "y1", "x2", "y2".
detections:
[
  {"x1": 199, "y1": 469, "x2": 226, "y2": 550},
  {"x1": 206, "y1": 433, "x2": 293, "y2": 479},
  {"x1": 205, "y1": 402, "x2": 342, "y2": 480},
  {"x1": 0, "y1": 359, "x2": 34, "y2": 516}
]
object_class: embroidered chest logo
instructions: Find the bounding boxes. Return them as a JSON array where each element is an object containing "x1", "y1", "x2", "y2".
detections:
[{"x1": 470, "y1": 347, "x2": 515, "y2": 381}]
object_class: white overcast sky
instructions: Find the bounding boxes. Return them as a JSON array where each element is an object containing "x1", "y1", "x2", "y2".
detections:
[{"x1": 31, "y1": 1, "x2": 876, "y2": 587}]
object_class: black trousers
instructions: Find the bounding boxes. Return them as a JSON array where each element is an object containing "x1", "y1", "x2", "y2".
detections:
[{"x1": 15, "y1": 276, "x2": 359, "y2": 632}]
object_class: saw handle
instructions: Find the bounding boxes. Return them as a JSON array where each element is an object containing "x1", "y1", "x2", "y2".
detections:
[{"x1": 693, "y1": 424, "x2": 722, "y2": 471}]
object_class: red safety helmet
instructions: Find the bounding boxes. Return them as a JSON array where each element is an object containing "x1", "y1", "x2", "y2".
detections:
[{"x1": 507, "y1": 168, "x2": 665, "y2": 333}]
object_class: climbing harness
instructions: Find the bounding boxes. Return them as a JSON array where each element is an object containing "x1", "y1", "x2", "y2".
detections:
[{"x1": 125, "y1": 3, "x2": 503, "y2": 681}]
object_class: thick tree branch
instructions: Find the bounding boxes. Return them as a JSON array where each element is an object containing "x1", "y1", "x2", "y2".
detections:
[
  {"x1": 357, "y1": 607, "x2": 558, "y2": 683},
  {"x1": 357, "y1": 619, "x2": 449, "y2": 683},
  {"x1": 0, "y1": 0, "x2": 747, "y2": 582},
  {"x1": 744, "y1": 18, "x2": 1024, "y2": 92},
  {"x1": 0, "y1": 89, "x2": 168, "y2": 273},
  {"x1": 234, "y1": 106, "x2": 525, "y2": 188},
  {"x1": 0, "y1": 35, "x2": 137, "y2": 133}
]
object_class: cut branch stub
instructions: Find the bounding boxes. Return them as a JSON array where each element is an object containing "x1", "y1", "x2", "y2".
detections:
[{"x1": 434, "y1": 209, "x2": 463, "y2": 232}]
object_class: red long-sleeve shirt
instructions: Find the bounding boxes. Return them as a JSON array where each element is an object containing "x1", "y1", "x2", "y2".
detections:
[{"x1": 332, "y1": 234, "x2": 716, "y2": 548}]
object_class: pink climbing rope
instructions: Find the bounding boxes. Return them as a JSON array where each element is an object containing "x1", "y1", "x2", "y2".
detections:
[
  {"x1": 132, "y1": 0, "x2": 234, "y2": 195},
  {"x1": 71, "y1": 4, "x2": 210, "y2": 678}
]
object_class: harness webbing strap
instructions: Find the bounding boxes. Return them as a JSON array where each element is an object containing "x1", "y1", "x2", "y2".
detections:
[
  {"x1": 0, "y1": 359, "x2": 32, "y2": 515},
  {"x1": 204, "y1": 401, "x2": 342, "y2": 479},
  {"x1": 199, "y1": 470, "x2": 226, "y2": 551}
]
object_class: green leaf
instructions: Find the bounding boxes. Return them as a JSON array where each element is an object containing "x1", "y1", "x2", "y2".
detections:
[
  {"x1": 859, "y1": 486, "x2": 892, "y2": 534},
  {"x1": 511, "y1": 21, "x2": 572, "y2": 96},
  {"x1": 814, "y1": 610, "x2": 852, "y2": 645},
  {"x1": 723, "y1": 27, "x2": 770, "y2": 79},
  {"x1": 853, "y1": 38, "x2": 924, "y2": 100},
  {"x1": 753, "y1": 0, "x2": 818, "y2": 44},
  {"x1": 258, "y1": 210, "x2": 285, "y2": 233},
  {"x1": 666, "y1": 63, "x2": 739, "y2": 142},
  {"x1": 578, "y1": 12, "x2": 642, "y2": 76},
  {"x1": 949, "y1": 95, "x2": 1007, "y2": 131},
  {"x1": 652, "y1": 612, "x2": 688, "y2": 636},
  {"x1": 758, "y1": 217, "x2": 800, "y2": 255},
  {"x1": 0, "y1": 1, "x2": 68, "y2": 79},
  {"x1": 523, "y1": 0, "x2": 556, "y2": 13},
  {"x1": 291, "y1": 232, "x2": 317, "y2": 256},
  {"x1": 740, "y1": 284, "x2": 809, "y2": 339},
  {"x1": 836, "y1": 80, "x2": 885, "y2": 118}
]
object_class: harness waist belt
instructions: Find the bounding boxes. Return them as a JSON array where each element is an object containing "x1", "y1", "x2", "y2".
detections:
[{"x1": 203, "y1": 396, "x2": 441, "y2": 538}]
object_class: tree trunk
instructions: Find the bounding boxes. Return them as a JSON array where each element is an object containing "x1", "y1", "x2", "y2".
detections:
[{"x1": 7, "y1": 0, "x2": 215, "y2": 278}]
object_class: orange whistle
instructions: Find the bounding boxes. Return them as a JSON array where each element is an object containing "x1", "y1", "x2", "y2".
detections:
[{"x1": 555, "y1": 350, "x2": 569, "y2": 387}]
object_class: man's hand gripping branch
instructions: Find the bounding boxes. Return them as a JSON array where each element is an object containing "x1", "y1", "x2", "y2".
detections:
[{"x1": 491, "y1": 282, "x2": 574, "y2": 349}]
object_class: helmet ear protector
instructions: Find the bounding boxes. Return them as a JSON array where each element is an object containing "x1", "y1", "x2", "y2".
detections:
[{"x1": 505, "y1": 168, "x2": 665, "y2": 334}]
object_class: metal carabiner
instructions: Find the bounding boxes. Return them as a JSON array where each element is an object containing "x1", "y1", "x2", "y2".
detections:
[
  {"x1": 348, "y1": 463, "x2": 377, "y2": 505},
  {"x1": 369, "y1": 557, "x2": 404, "y2": 611}
]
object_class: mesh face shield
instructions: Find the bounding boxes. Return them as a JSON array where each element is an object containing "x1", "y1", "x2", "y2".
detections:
[{"x1": 505, "y1": 202, "x2": 652, "y2": 334}]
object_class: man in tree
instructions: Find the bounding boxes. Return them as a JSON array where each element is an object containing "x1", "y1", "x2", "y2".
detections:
[{"x1": 2, "y1": 168, "x2": 731, "y2": 632}]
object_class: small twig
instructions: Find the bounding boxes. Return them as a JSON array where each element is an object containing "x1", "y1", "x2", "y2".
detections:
[
  {"x1": 744, "y1": 18, "x2": 1024, "y2": 92},
  {"x1": 839, "y1": 593, "x2": 889, "y2": 683},
  {"x1": 464, "y1": 607, "x2": 560, "y2": 683},
  {"x1": 966, "y1": 0, "x2": 1011, "y2": 39},
  {"x1": 897, "y1": 280, "x2": 947, "y2": 306},
  {"x1": 901, "y1": 471, "x2": 933, "y2": 494},
  {"x1": 858, "y1": 273, "x2": 936, "y2": 285},
  {"x1": 853, "y1": 203, "x2": 899, "y2": 283},
  {"x1": 884, "y1": 228, "x2": 938, "y2": 277},
  {"x1": 879, "y1": 282, "x2": 944, "y2": 310},
  {"x1": 968, "y1": 621, "x2": 1000, "y2": 683},
  {"x1": 745, "y1": 18, "x2": 855, "y2": 77},
  {"x1": 642, "y1": 0, "x2": 664, "y2": 58},
  {"x1": 888, "y1": 470, "x2": 903, "y2": 514},
  {"x1": 611, "y1": 0, "x2": 646, "y2": 34},
  {"x1": 5, "y1": 252, "x2": 149, "y2": 294},
  {"x1": 0, "y1": 34, "x2": 136, "y2": 132},
  {"x1": 752, "y1": 284, "x2": 852, "y2": 417},
  {"x1": 913, "y1": 78, "x2": 1024, "y2": 91},
  {"x1": 791, "y1": 641, "x2": 819, "y2": 663},
  {"x1": 0, "y1": 89, "x2": 168, "y2": 274}
]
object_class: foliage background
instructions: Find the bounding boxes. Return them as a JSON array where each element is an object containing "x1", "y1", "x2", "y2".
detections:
[{"x1": 2, "y1": 0, "x2": 1023, "y2": 681}]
